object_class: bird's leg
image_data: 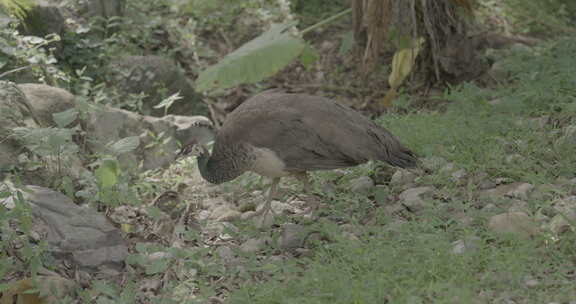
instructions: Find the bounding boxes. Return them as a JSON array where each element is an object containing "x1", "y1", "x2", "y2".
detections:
[
  {"x1": 294, "y1": 172, "x2": 320, "y2": 213},
  {"x1": 254, "y1": 177, "x2": 280, "y2": 228},
  {"x1": 294, "y1": 172, "x2": 311, "y2": 194}
]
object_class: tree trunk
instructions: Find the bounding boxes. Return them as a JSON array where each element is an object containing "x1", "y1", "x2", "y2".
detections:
[{"x1": 353, "y1": 0, "x2": 488, "y2": 86}]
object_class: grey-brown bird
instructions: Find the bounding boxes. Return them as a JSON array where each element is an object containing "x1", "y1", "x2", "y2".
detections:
[{"x1": 187, "y1": 91, "x2": 417, "y2": 219}]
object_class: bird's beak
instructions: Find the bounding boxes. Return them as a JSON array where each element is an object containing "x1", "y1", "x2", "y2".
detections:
[{"x1": 177, "y1": 141, "x2": 196, "y2": 157}]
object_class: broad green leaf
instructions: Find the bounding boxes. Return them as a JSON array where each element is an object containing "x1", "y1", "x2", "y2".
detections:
[
  {"x1": 299, "y1": 44, "x2": 319, "y2": 70},
  {"x1": 52, "y1": 108, "x2": 78, "y2": 128},
  {"x1": 196, "y1": 22, "x2": 305, "y2": 92},
  {"x1": 95, "y1": 159, "x2": 119, "y2": 188},
  {"x1": 110, "y1": 136, "x2": 140, "y2": 155},
  {"x1": 146, "y1": 259, "x2": 169, "y2": 275},
  {"x1": 0, "y1": 0, "x2": 34, "y2": 20}
]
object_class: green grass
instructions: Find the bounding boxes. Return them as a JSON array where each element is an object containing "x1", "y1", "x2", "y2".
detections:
[
  {"x1": 227, "y1": 36, "x2": 576, "y2": 303},
  {"x1": 230, "y1": 219, "x2": 575, "y2": 303}
]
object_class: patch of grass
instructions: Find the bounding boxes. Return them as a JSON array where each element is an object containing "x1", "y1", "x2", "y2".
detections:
[
  {"x1": 227, "y1": 36, "x2": 576, "y2": 303},
  {"x1": 229, "y1": 218, "x2": 575, "y2": 303},
  {"x1": 381, "y1": 80, "x2": 576, "y2": 183}
]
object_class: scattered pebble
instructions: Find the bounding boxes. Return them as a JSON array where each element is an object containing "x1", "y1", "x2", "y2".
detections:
[
  {"x1": 348, "y1": 176, "x2": 375, "y2": 193},
  {"x1": 278, "y1": 223, "x2": 306, "y2": 250},
  {"x1": 399, "y1": 186, "x2": 434, "y2": 212},
  {"x1": 451, "y1": 237, "x2": 481, "y2": 255},
  {"x1": 488, "y1": 212, "x2": 539, "y2": 239},
  {"x1": 390, "y1": 169, "x2": 417, "y2": 186},
  {"x1": 240, "y1": 237, "x2": 271, "y2": 253}
]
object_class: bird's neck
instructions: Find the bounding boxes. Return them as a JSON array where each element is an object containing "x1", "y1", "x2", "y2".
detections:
[{"x1": 196, "y1": 146, "x2": 247, "y2": 184}]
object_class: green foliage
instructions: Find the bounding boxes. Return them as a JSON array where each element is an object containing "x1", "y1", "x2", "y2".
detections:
[
  {"x1": 290, "y1": 0, "x2": 348, "y2": 27},
  {"x1": 0, "y1": 186, "x2": 46, "y2": 278},
  {"x1": 0, "y1": 0, "x2": 33, "y2": 20},
  {"x1": 0, "y1": 26, "x2": 67, "y2": 84},
  {"x1": 196, "y1": 22, "x2": 305, "y2": 92},
  {"x1": 498, "y1": 0, "x2": 576, "y2": 34},
  {"x1": 12, "y1": 125, "x2": 80, "y2": 179}
]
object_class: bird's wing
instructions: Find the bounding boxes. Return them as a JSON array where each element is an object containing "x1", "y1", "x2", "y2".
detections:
[{"x1": 219, "y1": 92, "x2": 416, "y2": 171}]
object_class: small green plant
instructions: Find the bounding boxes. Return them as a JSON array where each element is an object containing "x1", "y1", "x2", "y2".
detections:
[{"x1": 0, "y1": 185, "x2": 47, "y2": 280}]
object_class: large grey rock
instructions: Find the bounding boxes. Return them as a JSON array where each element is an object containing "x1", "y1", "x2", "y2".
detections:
[
  {"x1": 20, "y1": 0, "x2": 65, "y2": 39},
  {"x1": 106, "y1": 55, "x2": 206, "y2": 116},
  {"x1": 17, "y1": 83, "x2": 76, "y2": 127},
  {"x1": 0, "y1": 81, "x2": 29, "y2": 170},
  {"x1": 0, "y1": 83, "x2": 86, "y2": 184},
  {"x1": 3, "y1": 185, "x2": 129, "y2": 270},
  {"x1": 1, "y1": 81, "x2": 213, "y2": 178},
  {"x1": 85, "y1": 107, "x2": 212, "y2": 171}
]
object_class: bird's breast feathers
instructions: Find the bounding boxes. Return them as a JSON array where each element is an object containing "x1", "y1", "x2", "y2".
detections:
[{"x1": 249, "y1": 146, "x2": 290, "y2": 178}]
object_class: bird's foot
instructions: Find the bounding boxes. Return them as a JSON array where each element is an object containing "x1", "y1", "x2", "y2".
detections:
[
  {"x1": 253, "y1": 200, "x2": 276, "y2": 229},
  {"x1": 253, "y1": 210, "x2": 275, "y2": 229}
]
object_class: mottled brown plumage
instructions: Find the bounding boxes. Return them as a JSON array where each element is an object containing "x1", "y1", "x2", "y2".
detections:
[{"x1": 194, "y1": 91, "x2": 417, "y2": 220}]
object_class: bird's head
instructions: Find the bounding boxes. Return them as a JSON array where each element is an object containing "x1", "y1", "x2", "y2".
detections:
[{"x1": 170, "y1": 115, "x2": 216, "y2": 159}]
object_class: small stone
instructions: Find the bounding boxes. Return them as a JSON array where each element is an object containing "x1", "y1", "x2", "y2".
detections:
[
  {"x1": 240, "y1": 211, "x2": 257, "y2": 221},
  {"x1": 454, "y1": 213, "x2": 474, "y2": 227},
  {"x1": 197, "y1": 210, "x2": 211, "y2": 221},
  {"x1": 478, "y1": 179, "x2": 497, "y2": 190},
  {"x1": 488, "y1": 212, "x2": 539, "y2": 239},
  {"x1": 451, "y1": 169, "x2": 467, "y2": 183},
  {"x1": 321, "y1": 182, "x2": 336, "y2": 195},
  {"x1": 269, "y1": 201, "x2": 293, "y2": 214},
  {"x1": 348, "y1": 176, "x2": 374, "y2": 193},
  {"x1": 212, "y1": 205, "x2": 241, "y2": 222},
  {"x1": 238, "y1": 201, "x2": 257, "y2": 213},
  {"x1": 216, "y1": 246, "x2": 236, "y2": 263},
  {"x1": 552, "y1": 196, "x2": 576, "y2": 214},
  {"x1": 140, "y1": 278, "x2": 162, "y2": 293},
  {"x1": 508, "y1": 183, "x2": 534, "y2": 200},
  {"x1": 240, "y1": 238, "x2": 270, "y2": 253},
  {"x1": 390, "y1": 170, "x2": 417, "y2": 186},
  {"x1": 483, "y1": 182, "x2": 534, "y2": 200},
  {"x1": 549, "y1": 214, "x2": 573, "y2": 235},
  {"x1": 508, "y1": 200, "x2": 530, "y2": 213},
  {"x1": 451, "y1": 237, "x2": 481, "y2": 255},
  {"x1": 342, "y1": 231, "x2": 360, "y2": 241},
  {"x1": 524, "y1": 277, "x2": 539, "y2": 288},
  {"x1": 399, "y1": 186, "x2": 434, "y2": 212},
  {"x1": 253, "y1": 211, "x2": 275, "y2": 228},
  {"x1": 278, "y1": 223, "x2": 306, "y2": 250},
  {"x1": 439, "y1": 162, "x2": 455, "y2": 173}
]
